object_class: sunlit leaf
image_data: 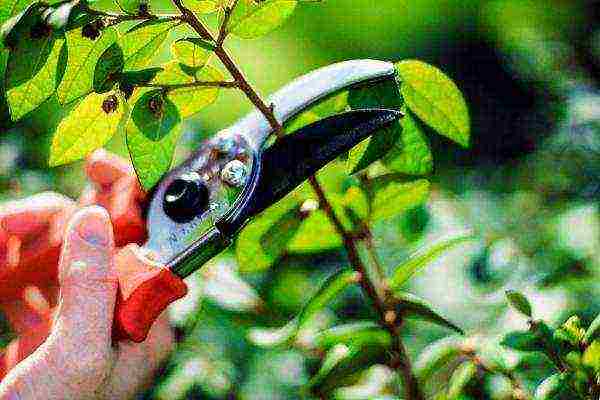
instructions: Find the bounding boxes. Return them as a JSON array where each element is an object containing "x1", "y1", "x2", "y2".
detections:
[
  {"x1": 584, "y1": 313, "x2": 600, "y2": 345},
  {"x1": 153, "y1": 62, "x2": 223, "y2": 117},
  {"x1": 370, "y1": 178, "x2": 430, "y2": 222},
  {"x1": 49, "y1": 92, "x2": 127, "y2": 166},
  {"x1": 384, "y1": 108, "x2": 433, "y2": 175},
  {"x1": 388, "y1": 234, "x2": 474, "y2": 289},
  {"x1": 171, "y1": 37, "x2": 213, "y2": 68},
  {"x1": 582, "y1": 341, "x2": 600, "y2": 372},
  {"x1": 4, "y1": 6, "x2": 65, "y2": 121},
  {"x1": 396, "y1": 60, "x2": 470, "y2": 147},
  {"x1": 394, "y1": 291, "x2": 463, "y2": 334},
  {"x1": 183, "y1": 0, "x2": 217, "y2": 14},
  {"x1": 0, "y1": 0, "x2": 30, "y2": 26},
  {"x1": 57, "y1": 26, "x2": 117, "y2": 105},
  {"x1": 126, "y1": 89, "x2": 182, "y2": 189},
  {"x1": 0, "y1": 1, "x2": 37, "y2": 42},
  {"x1": 227, "y1": 0, "x2": 297, "y2": 39},
  {"x1": 447, "y1": 361, "x2": 477, "y2": 399},
  {"x1": 120, "y1": 19, "x2": 179, "y2": 69}
]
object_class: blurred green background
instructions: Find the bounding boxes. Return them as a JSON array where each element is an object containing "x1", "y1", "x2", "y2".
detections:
[{"x1": 1, "y1": 0, "x2": 599, "y2": 398}]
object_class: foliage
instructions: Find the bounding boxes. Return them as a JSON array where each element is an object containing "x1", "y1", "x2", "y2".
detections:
[{"x1": 1, "y1": 1, "x2": 598, "y2": 400}]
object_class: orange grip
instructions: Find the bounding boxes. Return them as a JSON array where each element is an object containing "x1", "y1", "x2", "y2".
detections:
[{"x1": 112, "y1": 244, "x2": 187, "y2": 343}]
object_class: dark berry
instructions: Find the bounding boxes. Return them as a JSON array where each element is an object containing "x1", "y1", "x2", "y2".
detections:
[
  {"x1": 138, "y1": 2, "x2": 149, "y2": 15},
  {"x1": 120, "y1": 83, "x2": 135, "y2": 100},
  {"x1": 102, "y1": 95, "x2": 119, "y2": 114},
  {"x1": 82, "y1": 19, "x2": 105, "y2": 40}
]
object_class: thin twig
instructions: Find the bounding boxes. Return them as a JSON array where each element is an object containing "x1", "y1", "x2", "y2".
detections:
[
  {"x1": 168, "y1": 2, "x2": 425, "y2": 399},
  {"x1": 139, "y1": 80, "x2": 239, "y2": 90},
  {"x1": 217, "y1": 0, "x2": 240, "y2": 46}
]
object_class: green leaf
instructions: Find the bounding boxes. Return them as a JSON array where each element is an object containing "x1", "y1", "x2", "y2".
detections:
[
  {"x1": 394, "y1": 291, "x2": 463, "y2": 334},
  {"x1": 236, "y1": 196, "x2": 299, "y2": 273},
  {"x1": 0, "y1": 1, "x2": 36, "y2": 40},
  {"x1": 227, "y1": 0, "x2": 297, "y2": 39},
  {"x1": 126, "y1": 89, "x2": 182, "y2": 189},
  {"x1": 259, "y1": 206, "x2": 302, "y2": 257},
  {"x1": 49, "y1": 92, "x2": 127, "y2": 166},
  {"x1": 505, "y1": 290, "x2": 533, "y2": 318},
  {"x1": 310, "y1": 340, "x2": 391, "y2": 395},
  {"x1": 534, "y1": 373, "x2": 569, "y2": 400},
  {"x1": 370, "y1": 178, "x2": 430, "y2": 222},
  {"x1": 4, "y1": 6, "x2": 65, "y2": 121},
  {"x1": 560, "y1": 316, "x2": 585, "y2": 345},
  {"x1": 183, "y1": 0, "x2": 217, "y2": 14},
  {"x1": 396, "y1": 60, "x2": 470, "y2": 147},
  {"x1": 93, "y1": 42, "x2": 124, "y2": 93},
  {"x1": 120, "y1": 19, "x2": 179, "y2": 70},
  {"x1": 0, "y1": 0, "x2": 28, "y2": 25},
  {"x1": 384, "y1": 108, "x2": 433, "y2": 175},
  {"x1": 389, "y1": 234, "x2": 473, "y2": 289},
  {"x1": 120, "y1": 67, "x2": 163, "y2": 86},
  {"x1": 501, "y1": 331, "x2": 544, "y2": 352},
  {"x1": 153, "y1": 62, "x2": 222, "y2": 117},
  {"x1": 284, "y1": 110, "x2": 320, "y2": 134},
  {"x1": 57, "y1": 26, "x2": 117, "y2": 105},
  {"x1": 347, "y1": 78, "x2": 403, "y2": 174},
  {"x1": 582, "y1": 341, "x2": 600, "y2": 372},
  {"x1": 315, "y1": 322, "x2": 391, "y2": 351},
  {"x1": 584, "y1": 313, "x2": 600, "y2": 344},
  {"x1": 447, "y1": 361, "x2": 477, "y2": 399},
  {"x1": 115, "y1": 0, "x2": 146, "y2": 14},
  {"x1": 415, "y1": 337, "x2": 463, "y2": 382},
  {"x1": 298, "y1": 270, "x2": 359, "y2": 327},
  {"x1": 171, "y1": 37, "x2": 213, "y2": 68},
  {"x1": 248, "y1": 269, "x2": 359, "y2": 348}
]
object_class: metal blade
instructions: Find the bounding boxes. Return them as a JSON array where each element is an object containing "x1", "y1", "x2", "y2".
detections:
[{"x1": 217, "y1": 109, "x2": 402, "y2": 234}]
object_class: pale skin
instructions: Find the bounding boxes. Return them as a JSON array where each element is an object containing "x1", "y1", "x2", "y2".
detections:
[{"x1": 0, "y1": 150, "x2": 174, "y2": 399}]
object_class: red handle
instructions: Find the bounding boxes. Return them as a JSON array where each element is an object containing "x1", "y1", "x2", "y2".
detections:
[{"x1": 112, "y1": 244, "x2": 188, "y2": 343}]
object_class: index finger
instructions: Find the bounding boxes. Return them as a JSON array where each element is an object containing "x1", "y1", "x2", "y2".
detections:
[
  {"x1": 0, "y1": 193, "x2": 75, "y2": 238},
  {"x1": 85, "y1": 149, "x2": 135, "y2": 188}
]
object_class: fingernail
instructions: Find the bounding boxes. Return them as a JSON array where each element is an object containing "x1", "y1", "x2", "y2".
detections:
[{"x1": 74, "y1": 207, "x2": 111, "y2": 247}]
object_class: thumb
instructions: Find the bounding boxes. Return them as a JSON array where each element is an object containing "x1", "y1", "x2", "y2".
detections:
[
  {"x1": 54, "y1": 205, "x2": 117, "y2": 349},
  {"x1": 0, "y1": 206, "x2": 117, "y2": 400}
]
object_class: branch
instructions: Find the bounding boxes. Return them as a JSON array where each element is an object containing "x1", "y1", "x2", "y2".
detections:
[
  {"x1": 139, "y1": 80, "x2": 239, "y2": 90},
  {"x1": 169, "y1": 2, "x2": 425, "y2": 398},
  {"x1": 217, "y1": 0, "x2": 240, "y2": 46}
]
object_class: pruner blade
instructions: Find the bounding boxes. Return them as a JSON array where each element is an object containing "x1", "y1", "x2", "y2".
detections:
[
  {"x1": 218, "y1": 109, "x2": 403, "y2": 234},
  {"x1": 140, "y1": 60, "x2": 401, "y2": 278}
]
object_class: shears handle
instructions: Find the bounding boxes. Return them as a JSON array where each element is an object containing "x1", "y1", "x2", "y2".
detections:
[{"x1": 112, "y1": 244, "x2": 187, "y2": 343}]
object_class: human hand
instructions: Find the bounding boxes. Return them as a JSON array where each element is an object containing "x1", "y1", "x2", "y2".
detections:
[{"x1": 0, "y1": 151, "x2": 174, "y2": 399}]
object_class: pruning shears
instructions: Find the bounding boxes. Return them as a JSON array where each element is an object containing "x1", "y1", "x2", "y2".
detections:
[{"x1": 113, "y1": 59, "x2": 402, "y2": 342}]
